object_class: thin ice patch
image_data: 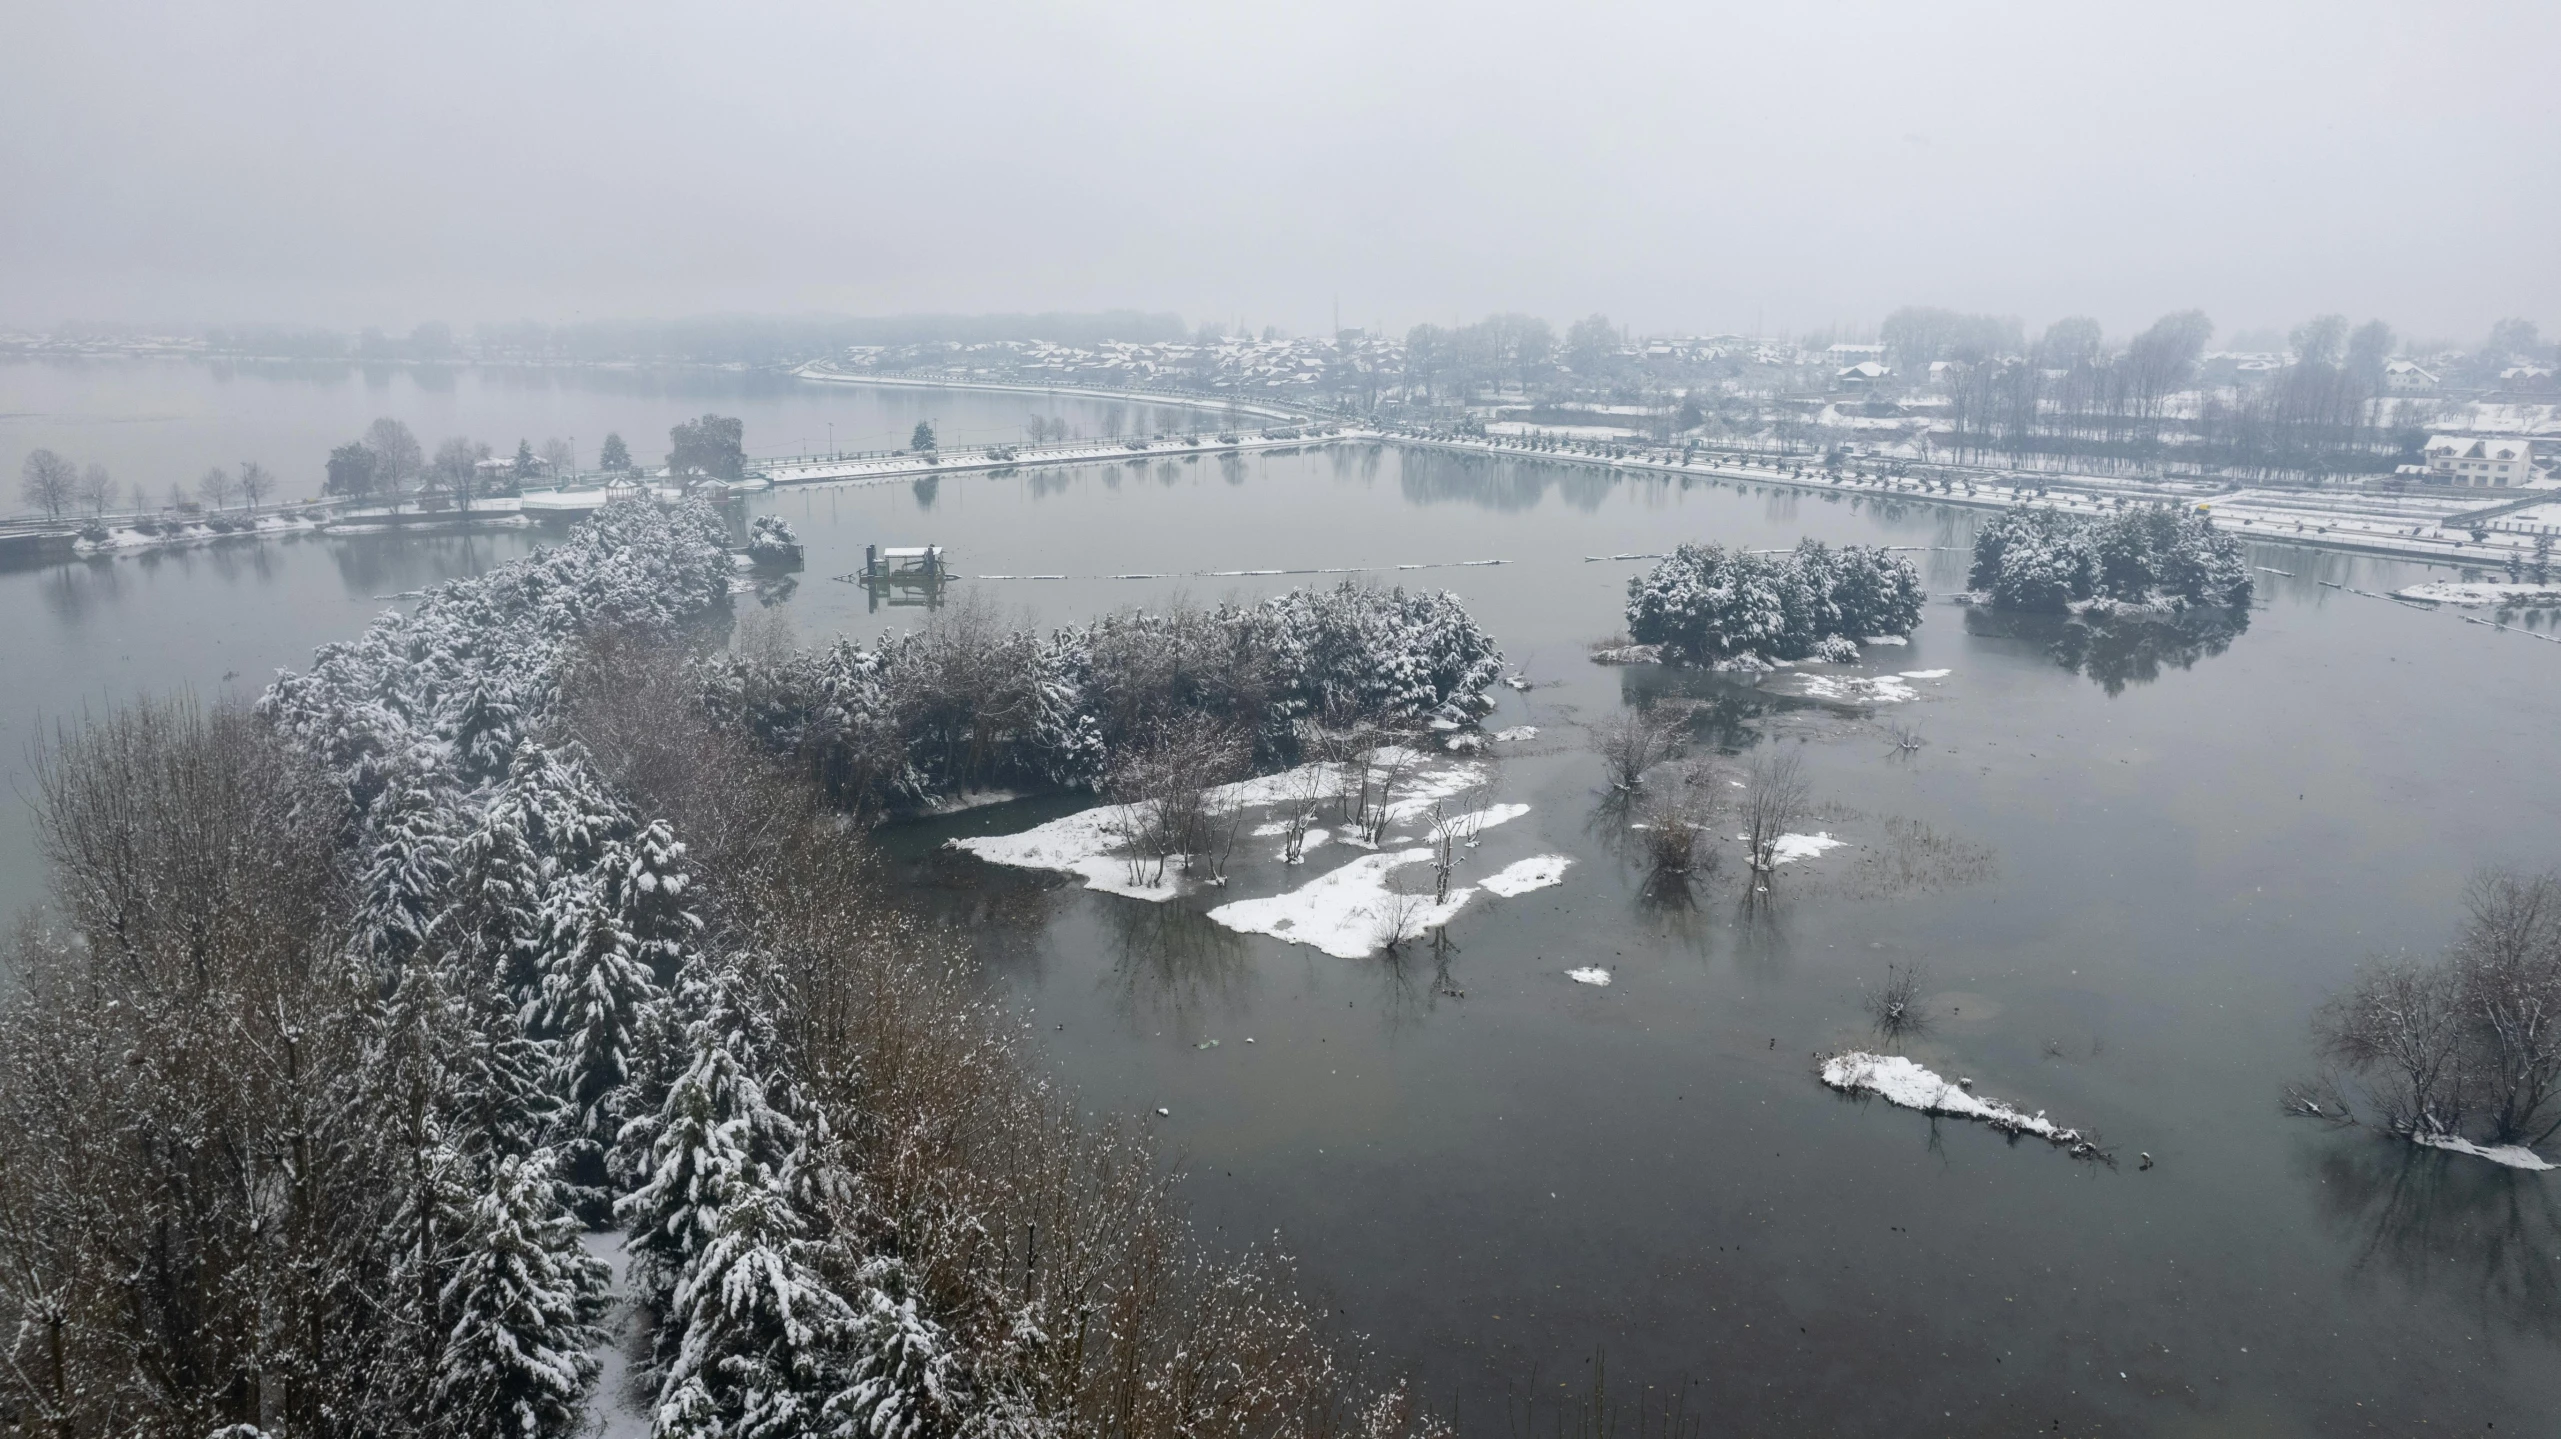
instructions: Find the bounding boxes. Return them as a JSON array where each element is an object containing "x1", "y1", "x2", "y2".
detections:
[{"x1": 1566, "y1": 966, "x2": 1612, "y2": 986}]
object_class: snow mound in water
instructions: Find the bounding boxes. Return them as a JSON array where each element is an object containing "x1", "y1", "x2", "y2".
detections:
[
  {"x1": 1770, "y1": 832, "x2": 1843, "y2": 864},
  {"x1": 949, "y1": 805, "x2": 1187, "y2": 902},
  {"x1": 1566, "y1": 967, "x2": 1611, "y2": 986},
  {"x1": 1821, "y1": 1052, "x2": 2105, "y2": 1158},
  {"x1": 1483, "y1": 854, "x2": 1571, "y2": 896},
  {"x1": 1207, "y1": 850, "x2": 1470, "y2": 959}
]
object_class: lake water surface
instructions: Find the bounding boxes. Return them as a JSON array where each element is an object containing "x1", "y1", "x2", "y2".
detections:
[{"x1": 6, "y1": 370, "x2": 2560, "y2": 1434}]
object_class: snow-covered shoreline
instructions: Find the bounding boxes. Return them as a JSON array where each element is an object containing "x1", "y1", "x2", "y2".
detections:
[{"x1": 2394, "y1": 580, "x2": 2561, "y2": 608}]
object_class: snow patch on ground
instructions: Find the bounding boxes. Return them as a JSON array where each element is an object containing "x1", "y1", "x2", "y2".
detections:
[
  {"x1": 1770, "y1": 831, "x2": 1844, "y2": 864},
  {"x1": 2414, "y1": 1131, "x2": 2558, "y2": 1170},
  {"x1": 1900, "y1": 668, "x2": 1951, "y2": 680},
  {"x1": 1206, "y1": 850, "x2": 1470, "y2": 958},
  {"x1": 1861, "y1": 635, "x2": 1910, "y2": 645},
  {"x1": 1491, "y1": 725, "x2": 1540, "y2": 742},
  {"x1": 1566, "y1": 966, "x2": 1612, "y2": 986},
  {"x1": 1821, "y1": 1052, "x2": 2102, "y2": 1155},
  {"x1": 1483, "y1": 854, "x2": 1572, "y2": 896},
  {"x1": 949, "y1": 806, "x2": 1188, "y2": 902},
  {"x1": 955, "y1": 751, "x2": 1486, "y2": 898}
]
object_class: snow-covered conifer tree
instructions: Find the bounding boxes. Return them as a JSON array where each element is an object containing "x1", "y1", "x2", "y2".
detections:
[
  {"x1": 538, "y1": 869, "x2": 663, "y2": 1204},
  {"x1": 432, "y1": 1150, "x2": 610, "y2": 1439},
  {"x1": 615, "y1": 955, "x2": 802, "y2": 1334},
  {"x1": 654, "y1": 1185, "x2": 852, "y2": 1439}
]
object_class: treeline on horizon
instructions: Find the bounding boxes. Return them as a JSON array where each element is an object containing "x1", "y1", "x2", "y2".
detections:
[{"x1": 107, "y1": 311, "x2": 1194, "y2": 365}]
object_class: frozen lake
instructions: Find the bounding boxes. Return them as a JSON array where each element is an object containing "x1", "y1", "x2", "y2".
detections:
[{"x1": 7, "y1": 370, "x2": 2561, "y2": 1433}]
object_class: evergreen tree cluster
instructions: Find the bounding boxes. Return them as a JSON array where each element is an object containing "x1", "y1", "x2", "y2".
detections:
[
  {"x1": 2, "y1": 496, "x2": 1465, "y2": 1439},
  {"x1": 1623, "y1": 539, "x2": 1925, "y2": 665},
  {"x1": 1968, "y1": 504, "x2": 2253, "y2": 612},
  {"x1": 698, "y1": 582, "x2": 1505, "y2": 814}
]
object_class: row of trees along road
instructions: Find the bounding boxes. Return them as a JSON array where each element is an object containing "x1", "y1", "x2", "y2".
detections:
[
  {"x1": 319, "y1": 414, "x2": 746, "y2": 509},
  {"x1": 20, "y1": 448, "x2": 277, "y2": 520}
]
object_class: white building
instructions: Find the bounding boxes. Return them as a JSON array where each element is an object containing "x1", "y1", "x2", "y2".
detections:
[
  {"x1": 1825, "y1": 343, "x2": 1885, "y2": 366},
  {"x1": 2423, "y1": 434, "x2": 2535, "y2": 486},
  {"x1": 2383, "y1": 360, "x2": 2438, "y2": 392}
]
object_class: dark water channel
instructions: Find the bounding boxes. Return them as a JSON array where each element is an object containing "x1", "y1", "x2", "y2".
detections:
[{"x1": 8, "y1": 377, "x2": 2561, "y2": 1434}]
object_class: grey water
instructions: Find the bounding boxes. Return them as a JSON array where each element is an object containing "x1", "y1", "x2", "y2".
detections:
[{"x1": 8, "y1": 371, "x2": 2561, "y2": 1434}]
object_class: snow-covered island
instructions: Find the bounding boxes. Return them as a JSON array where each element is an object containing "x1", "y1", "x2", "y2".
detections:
[
  {"x1": 1968, "y1": 504, "x2": 2252, "y2": 613},
  {"x1": 1618, "y1": 539, "x2": 1926, "y2": 667}
]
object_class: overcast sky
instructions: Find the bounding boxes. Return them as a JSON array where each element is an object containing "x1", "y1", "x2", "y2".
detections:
[{"x1": 4, "y1": 0, "x2": 2553, "y2": 344}]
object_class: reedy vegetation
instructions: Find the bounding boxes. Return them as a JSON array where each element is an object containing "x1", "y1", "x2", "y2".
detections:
[{"x1": 0, "y1": 498, "x2": 1461, "y2": 1438}]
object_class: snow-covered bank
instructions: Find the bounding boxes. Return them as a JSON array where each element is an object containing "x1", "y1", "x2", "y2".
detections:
[
  {"x1": 1207, "y1": 850, "x2": 1469, "y2": 959},
  {"x1": 1820, "y1": 1052, "x2": 2108, "y2": 1159},
  {"x1": 71, "y1": 509, "x2": 327, "y2": 553},
  {"x1": 2394, "y1": 581, "x2": 2561, "y2": 608},
  {"x1": 949, "y1": 805, "x2": 1187, "y2": 901},
  {"x1": 2413, "y1": 1131, "x2": 2558, "y2": 1171},
  {"x1": 949, "y1": 749, "x2": 1492, "y2": 901}
]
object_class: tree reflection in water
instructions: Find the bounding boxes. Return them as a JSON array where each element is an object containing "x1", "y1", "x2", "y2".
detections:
[
  {"x1": 2310, "y1": 1135, "x2": 2561, "y2": 1342},
  {"x1": 1964, "y1": 603, "x2": 2251, "y2": 695},
  {"x1": 1103, "y1": 899, "x2": 1254, "y2": 1030}
]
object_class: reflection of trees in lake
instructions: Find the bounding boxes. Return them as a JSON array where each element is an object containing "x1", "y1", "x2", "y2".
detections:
[
  {"x1": 1615, "y1": 665, "x2": 1798, "y2": 751},
  {"x1": 1394, "y1": 450, "x2": 1558, "y2": 513},
  {"x1": 328, "y1": 533, "x2": 528, "y2": 597},
  {"x1": 1104, "y1": 900, "x2": 1254, "y2": 1028},
  {"x1": 2310, "y1": 1136, "x2": 2561, "y2": 1342},
  {"x1": 1963, "y1": 603, "x2": 2250, "y2": 695},
  {"x1": 38, "y1": 559, "x2": 123, "y2": 625}
]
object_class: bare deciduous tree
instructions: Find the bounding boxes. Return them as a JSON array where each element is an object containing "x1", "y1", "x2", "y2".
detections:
[
  {"x1": 19, "y1": 447, "x2": 75, "y2": 519},
  {"x1": 1739, "y1": 747, "x2": 1810, "y2": 873},
  {"x1": 76, "y1": 462, "x2": 114, "y2": 516},
  {"x1": 2305, "y1": 868, "x2": 2561, "y2": 1150},
  {"x1": 235, "y1": 460, "x2": 273, "y2": 512},
  {"x1": 1107, "y1": 715, "x2": 1247, "y2": 888},
  {"x1": 199, "y1": 464, "x2": 237, "y2": 510},
  {"x1": 1588, "y1": 704, "x2": 1687, "y2": 790},
  {"x1": 365, "y1": 416, "x2": 424, "y2": 503}
]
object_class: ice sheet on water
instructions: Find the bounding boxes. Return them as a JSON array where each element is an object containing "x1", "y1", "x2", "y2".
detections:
[{"x1": 1566, "y1": 967, "x2": 1612, "y2": 986}]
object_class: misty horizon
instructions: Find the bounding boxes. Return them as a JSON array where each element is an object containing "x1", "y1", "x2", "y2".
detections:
[{"x1": 6, "y1": 1, "x2": 2554, "y2": 340}]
